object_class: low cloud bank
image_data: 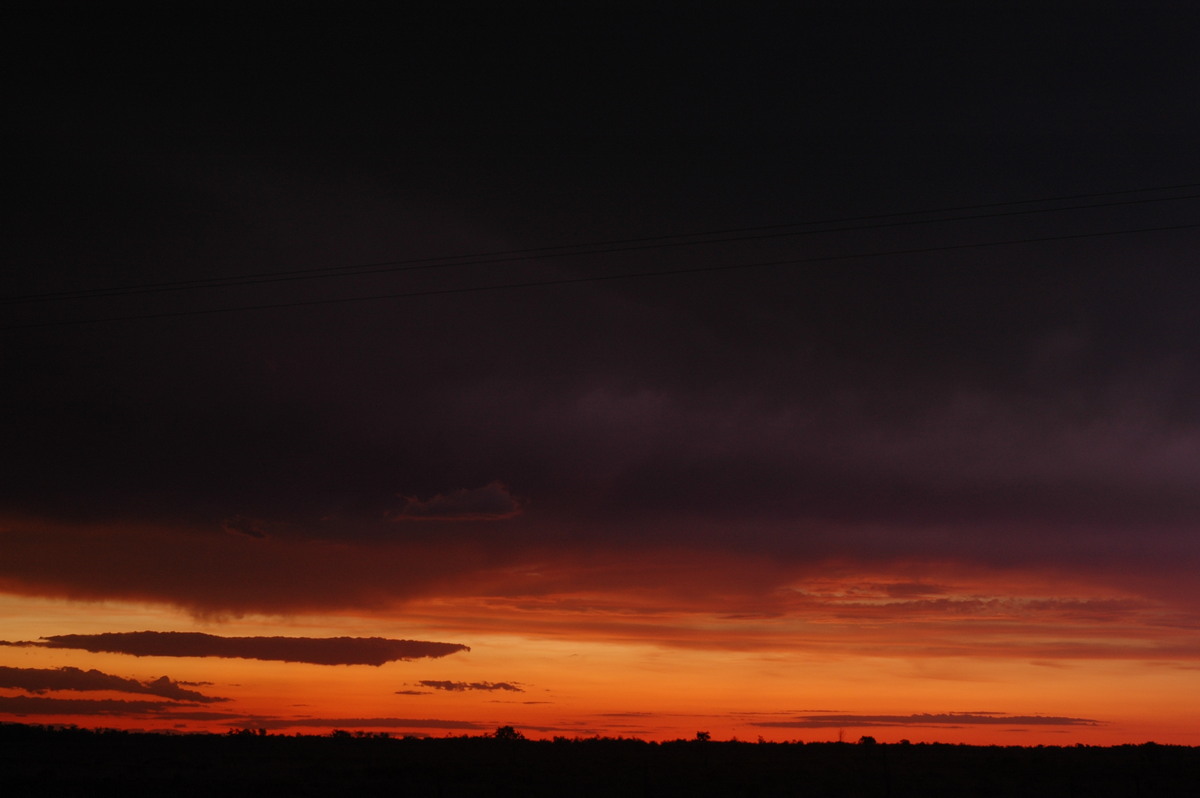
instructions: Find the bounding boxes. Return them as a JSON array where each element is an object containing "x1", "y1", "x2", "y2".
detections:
[
  {"x1": 0, "y1": 665, "x2": 226, "y2": 702},
  {"x1": 0, "y1": 695, "x2": 216, "y2": 717}
]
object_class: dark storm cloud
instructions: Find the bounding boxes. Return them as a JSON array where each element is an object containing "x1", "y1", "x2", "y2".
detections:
[
  {"x1": 3, "y1": 3, "x2": 1200, "y2": 623},
  {"x1": 417, "y1": 680, "x2": 524, "y2": 693},
  {"x1": 389, "y1": 483, "x2": 522, "y2": 522},
  {"x1": 2, "y1": 509, "x2": 1197, "y2": 630},
  {"x1": 25, "y1": 632, "x2": 469, "y2": 666},
  {"x1": 752, "y1": 713, "x2": 1100, "y2": 729},
  {"x1": 0, "y1": 521, "x2": 502, "y2": 615},
  {"x1": 0, "y1": 665, "x2": 226, "y2": 702}
]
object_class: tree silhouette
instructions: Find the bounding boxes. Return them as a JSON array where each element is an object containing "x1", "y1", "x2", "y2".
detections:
[{"x1": 493, "y1": 725, "x2": 525, "y2": 741}]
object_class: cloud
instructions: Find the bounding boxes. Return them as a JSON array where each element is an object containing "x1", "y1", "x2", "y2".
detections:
[
  {"x1": 0, "y1": 518, "x2": 503, "y2": 615},
  {"x1": 221, "y1": 515, "x2": 271, "y2": 539},
  {"x1": 0, "y1": 695, "x2": 216, "y2": 717},
  {"x1": 751, "y1": 712, "x2": 1101, "y2": 729},
  {"x1": 1, "y1": 515, "x2": 1197, "y2": 666},
  {"x1": 24, "y1": 632, "x2": 470, "y2": 666},
  {"x1": 0, "y1": 665, "x2": 227, "y2": 702},
  {"x1": 416, "y1": 680, "x2": 524, "y2": 693},
  {"x1": 389, "y1": 482, "x2": 522, "y2": 522},
  {"x1": 254, "y1": 717, "x2": 488, "y2": 731},
  {"x1": 880, "y1": 582, "x2": 948, "y2": 598}
]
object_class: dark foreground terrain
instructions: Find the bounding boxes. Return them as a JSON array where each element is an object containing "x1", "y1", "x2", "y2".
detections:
[{"x1": 3, "y1": 723, "x2": 1197, "y2": 797}]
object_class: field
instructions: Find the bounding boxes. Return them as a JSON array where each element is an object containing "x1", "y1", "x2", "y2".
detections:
[{"x1": 4, "y1": 723, "x2": 1197, "y2": 797}]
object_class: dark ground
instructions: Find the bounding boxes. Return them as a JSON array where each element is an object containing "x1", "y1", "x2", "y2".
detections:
[{"x1": 3, "y1": 724, "x2": 1198, "y2": 797}]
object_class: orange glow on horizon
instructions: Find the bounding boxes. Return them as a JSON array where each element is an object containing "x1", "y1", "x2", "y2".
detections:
[{"x1": 3, "y1": 581, "x2": 1198, "y2": 746}]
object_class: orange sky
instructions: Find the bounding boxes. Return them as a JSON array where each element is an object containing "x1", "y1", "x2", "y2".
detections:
[{"x1": 3, "y1": 553, "x2": 1197, "y2": 745}]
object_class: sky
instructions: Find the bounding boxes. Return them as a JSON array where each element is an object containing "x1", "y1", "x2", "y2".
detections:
[{"x1": 3, "y1": 3, "x2": 1199, "y2": 744}]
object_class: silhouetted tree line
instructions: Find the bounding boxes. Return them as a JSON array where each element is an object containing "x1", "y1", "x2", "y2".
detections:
[{"x1": 2, "y1": 722, "x2": 1198, "y2": 797}]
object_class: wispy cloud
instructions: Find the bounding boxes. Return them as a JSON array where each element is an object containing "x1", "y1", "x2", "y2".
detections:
[
  {"x1": 13, "y1": 631, "x2": 469, "y2": 666},
  {"x1": 416, "y1": 680, "x2": 524, "y2": 693},
  {"x1": 254, "y1": 717, "x2": 488, "y2": 731},
  {"x1": 752, "y1": 712, "x2": 1101, "y2": 729}
]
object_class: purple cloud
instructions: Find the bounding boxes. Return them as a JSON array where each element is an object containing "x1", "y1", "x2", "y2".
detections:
[{"x1": 25, "y1": 632, "x2": 470, "y2": 666}]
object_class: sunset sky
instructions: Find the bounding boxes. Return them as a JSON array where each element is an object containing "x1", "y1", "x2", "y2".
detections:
[{"x1": 4, "y1": 4, "x2": 1199, "y2": 744}]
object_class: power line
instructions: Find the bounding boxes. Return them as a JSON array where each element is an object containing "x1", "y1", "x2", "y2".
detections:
[
  {"x1": 5, "y1": 221, "x2": 1195, "y2": 331},
  {"x1": 5, "y1": 183, "x2": 1198, "y2": 306}
]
